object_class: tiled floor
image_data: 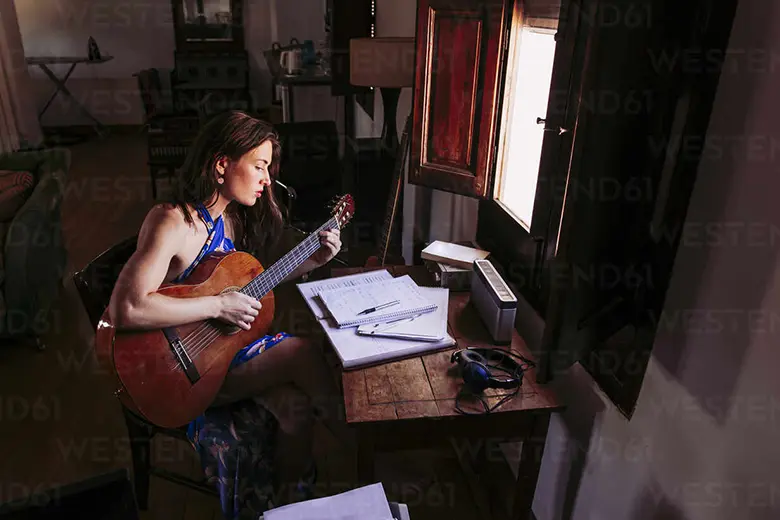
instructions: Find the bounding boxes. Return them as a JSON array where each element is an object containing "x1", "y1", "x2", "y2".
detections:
[{"x1": 0, "y1": 133, "x2": 496, "y2": 520}]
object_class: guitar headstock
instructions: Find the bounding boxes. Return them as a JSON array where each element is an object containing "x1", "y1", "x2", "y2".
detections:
[{"x1": 330, "y1": 194, "x2": 355, "y2": 229}]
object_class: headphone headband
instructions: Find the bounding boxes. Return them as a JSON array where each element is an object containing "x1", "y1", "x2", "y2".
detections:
[{"x1": 451, "y1": 347, "x2": 532, "y2": 393}]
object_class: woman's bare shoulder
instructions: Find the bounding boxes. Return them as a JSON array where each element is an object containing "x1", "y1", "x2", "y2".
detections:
[{"x1": 137, "y1": 203, "x2": 193, "y2": 250}]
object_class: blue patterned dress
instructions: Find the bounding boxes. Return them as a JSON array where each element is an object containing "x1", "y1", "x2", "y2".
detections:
[{"x1": 175, "y1": 204, "x2": 314, "y2": 519}]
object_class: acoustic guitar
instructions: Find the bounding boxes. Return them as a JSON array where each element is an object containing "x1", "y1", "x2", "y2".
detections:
[
  {"x1": 364, "y1": 114, "x2": 413, "y2": 267},
  {"x1": 95, "y1": 195, "x2": 355, "y2": 428}
]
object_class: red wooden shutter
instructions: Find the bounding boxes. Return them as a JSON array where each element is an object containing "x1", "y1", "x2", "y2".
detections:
[{"x1": 410, "y1": 0, "x2": 511, "y2": 198}]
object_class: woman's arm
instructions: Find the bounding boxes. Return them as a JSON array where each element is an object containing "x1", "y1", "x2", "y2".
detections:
[
  {"x1": 108, "y1": 206, "x2": 261, "y2": 331},
  {"x1": 281, "y1": 229, "x2": 342, "y2": 283}
]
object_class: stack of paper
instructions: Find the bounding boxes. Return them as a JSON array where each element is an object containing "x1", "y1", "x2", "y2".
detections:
[
  {"x1": 263, "y1": 482, "x2": 394, "y2": 520},
  {"x1": 297, "y1": 271, "x2": 455, "y2": 369}
]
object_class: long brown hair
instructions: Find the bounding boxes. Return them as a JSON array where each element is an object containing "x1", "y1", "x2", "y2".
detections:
[{"x1": 168, "y1": 110, "x2": 285, "y2": 261}]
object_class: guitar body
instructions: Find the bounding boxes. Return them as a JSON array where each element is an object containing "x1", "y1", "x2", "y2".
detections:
[{"x1": 95, "y1": 251, "x2": 275, "y2": 428}]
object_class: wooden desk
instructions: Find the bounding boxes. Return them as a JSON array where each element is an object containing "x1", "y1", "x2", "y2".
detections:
[{"x1": 331, "y1": 265, "x2": 564, "y2": 520}]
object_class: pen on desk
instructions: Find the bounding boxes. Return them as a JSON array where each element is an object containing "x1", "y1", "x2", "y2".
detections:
[
  {"x1": 369, "y1": 313, "x2": 423, "y2": 333},
  {"x1": 357, "y1": 300, "x2": 400, "y2": 315}
]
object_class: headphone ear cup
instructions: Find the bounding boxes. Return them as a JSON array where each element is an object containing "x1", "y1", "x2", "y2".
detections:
[
  {"x1": 461, "y1": 349, "x2": 488, "y2": 366},
  {"x1": 462, "y1": 362, "x2": 491, "y2": 393}
]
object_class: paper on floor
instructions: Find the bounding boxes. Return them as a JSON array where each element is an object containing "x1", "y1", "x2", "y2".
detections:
[{"x1": 263, "y1": 482, "x2": 394, "y2": 520}]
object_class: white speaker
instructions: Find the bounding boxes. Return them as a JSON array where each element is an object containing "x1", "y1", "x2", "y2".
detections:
[{"x1": 470, "y1": 259, "x2": 517, "y2": 344}]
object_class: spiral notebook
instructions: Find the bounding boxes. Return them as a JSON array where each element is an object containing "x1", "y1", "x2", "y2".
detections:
[
  {"x1": 356, "y1": 287, "x2": 449, "y2": 341},
  {"x1": 317, "y1": 275, "x2": 438, "y2": 328}
]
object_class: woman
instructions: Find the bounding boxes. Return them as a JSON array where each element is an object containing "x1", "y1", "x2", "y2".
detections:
[{"x1": 107, "y1": 111, "x2": 349, "y2": 518}]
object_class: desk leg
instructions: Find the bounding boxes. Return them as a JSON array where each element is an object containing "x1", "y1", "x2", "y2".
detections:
[
  {"x1": 356, "y1": 430, "x2": 375, "y2": 485},
  {"x1": 512, "y1": 414, "x2": 550, "y2": 520}
]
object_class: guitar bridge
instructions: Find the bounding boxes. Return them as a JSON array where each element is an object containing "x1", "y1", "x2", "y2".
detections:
[{"x1": 163, "y1": 327, "x2": 201, "y2": 384}]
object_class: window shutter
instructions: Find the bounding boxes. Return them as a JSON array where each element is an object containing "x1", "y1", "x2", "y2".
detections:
[
  {"x1": 409, "y1": 0, "x2": 511, "y2": 198},
  {"x1": 537, "y1": 0, "x2": 738, "y2": 417}
]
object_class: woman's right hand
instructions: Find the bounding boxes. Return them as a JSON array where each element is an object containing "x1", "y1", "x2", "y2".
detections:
[{"x1": 214, "y1": 292, "x2": 263, "y2": 330}]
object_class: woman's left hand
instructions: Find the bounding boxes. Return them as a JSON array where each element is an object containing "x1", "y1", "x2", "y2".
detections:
[{"x1": 311, "y1": 228, "x2": 342, "y2": 268}]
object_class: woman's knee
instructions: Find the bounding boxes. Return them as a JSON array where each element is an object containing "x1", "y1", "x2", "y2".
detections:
[
  {"x1": 287, "y1": 337, "x2": 328, "y2": 369},
  {"x1": 257, "y1": 383, "x2": 313, "y2": 435}
]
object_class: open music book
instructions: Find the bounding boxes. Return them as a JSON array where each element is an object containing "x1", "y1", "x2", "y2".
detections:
[
  {"x1": 296, "y1": 271, "x2": 456, "y2": 370},
  {"x1": 297, "y1": 270, "x2": 393, "y2": 320},
  {"x1": 316, "y1": 275, "x2": 437, "y2": 328}
]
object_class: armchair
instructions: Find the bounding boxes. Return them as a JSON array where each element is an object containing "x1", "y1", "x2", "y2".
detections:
[{"x1": 0, "y1": 147, "x2": 69, "y2": 347}]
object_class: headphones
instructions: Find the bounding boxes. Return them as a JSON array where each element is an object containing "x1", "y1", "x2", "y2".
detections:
[{"x1": 450, "y1": 347, "x2": 535, "y2": 394}]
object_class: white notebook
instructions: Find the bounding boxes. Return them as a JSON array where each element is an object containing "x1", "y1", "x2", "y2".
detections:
[
  {"x1": 321, "y1": 313, "x2": 456, "y2": 370},
  {"x1": 296, "y1": 269, "x2": 394, "y2": 319},
  {"x1": 357, "y1": 287, "x2": 449, "y2": 341},
  {"x1": 317, "y1": 275, "x2": 437, "y2": 328}
]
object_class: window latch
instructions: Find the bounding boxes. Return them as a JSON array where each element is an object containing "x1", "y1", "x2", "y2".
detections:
[{"x1": 536, "y1": 117, "x2": 569, "y2": 135}]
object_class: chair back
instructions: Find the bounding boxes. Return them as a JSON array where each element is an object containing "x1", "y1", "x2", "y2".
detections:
[
  {"x1": 134, "y1": 69, "x2": 164, "y2": 121},
  {"x1": 73, "y1": 236, "x2": 138, "y2": 330}
]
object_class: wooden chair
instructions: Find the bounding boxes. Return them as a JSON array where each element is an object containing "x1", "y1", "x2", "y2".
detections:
[
  {"x1": 72, "y1": 235, "x2": 218, "y2": 510},
  {"x1": 134, "y1": 68, "x2": 202, "y2": 199}
]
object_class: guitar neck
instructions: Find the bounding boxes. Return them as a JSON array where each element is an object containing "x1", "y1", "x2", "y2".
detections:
[{"x1": 241, "y1": 217, "x2": 339, "y2": 298}]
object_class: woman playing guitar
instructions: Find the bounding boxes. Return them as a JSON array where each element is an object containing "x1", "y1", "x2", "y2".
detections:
[{"x1": 106, "y1": 111, "x2": 349, "y2": 516}]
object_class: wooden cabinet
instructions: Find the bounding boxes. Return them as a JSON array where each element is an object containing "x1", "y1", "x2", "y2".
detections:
[
  {"x1": 169, "y1": 0, "x2": 251, "y2": 113},
  {"x1": 409, "y1": 0, "x2": 511, "y2": 198},
  {"x1": 170, "y1": 0, "x2": 245, "y2": 52}
]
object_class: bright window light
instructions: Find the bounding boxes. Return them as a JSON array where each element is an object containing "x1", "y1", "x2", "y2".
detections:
[{"x1": 496, "y1": 27, "x2": 557, "y2": 231}]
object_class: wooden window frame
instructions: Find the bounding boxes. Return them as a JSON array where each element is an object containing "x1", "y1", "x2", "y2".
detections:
[
  {"x1": 477, "y1": 0, "x2": 585, "y2": 316},
  {"x1": 475, "y1": 0, "x2": 740, "y2": 417}
]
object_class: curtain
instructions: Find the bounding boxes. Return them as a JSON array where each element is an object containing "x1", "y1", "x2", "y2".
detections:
[
  {"x1": 0, "y1": 2, "x2": 42, "y2": 153},
  {"x1": 428, "y1": 190, "x2": 479, "y2": 244},
  {"x1": 0, "y1": 13, "x2": 20, "y2": 154}
]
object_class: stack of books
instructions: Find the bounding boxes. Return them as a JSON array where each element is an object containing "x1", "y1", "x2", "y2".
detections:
[
  {"x1": 421, "y1": 241, "x2": 490, "y2": 291},
  {"x1": 297, "y1": 271, "x2": 455, "y2": 369}
]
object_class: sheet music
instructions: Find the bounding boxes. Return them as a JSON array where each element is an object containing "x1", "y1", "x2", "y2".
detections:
[
  {"x1": 296, "y1": 270, "x2": 393, "y2": 319},
  {"x1": 263, "y1": 483, "x2": 394, "y2": 520},
  {"x1": 317, "y1": 275, "x2": 436, "y2": 328}
]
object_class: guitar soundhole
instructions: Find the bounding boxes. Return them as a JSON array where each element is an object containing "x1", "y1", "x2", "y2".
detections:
[{"x1": 214, "y1": 322, "x2": 242, "y2": 336}]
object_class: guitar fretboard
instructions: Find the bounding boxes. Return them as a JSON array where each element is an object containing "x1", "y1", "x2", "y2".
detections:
[{"x1": 239, "y1": 217, "x2": 339, "y2": 300}]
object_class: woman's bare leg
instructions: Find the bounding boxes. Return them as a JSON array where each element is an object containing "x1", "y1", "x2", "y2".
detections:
[
  {"x1": 217, "y1": 337, "x2": 352, "y2": 448},
  {"x1": 213, "y1": 379, "x2": 315, "y2": 504},
  {"x1": 249, "y1": 384, "x2": 314, "y2": 503}
]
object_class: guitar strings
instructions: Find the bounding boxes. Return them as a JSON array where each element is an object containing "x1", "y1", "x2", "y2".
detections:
[
  {"x1": 173, "y1": 237, "x2": 324, "y2": 368},
  {"x1": 168, "y1": 220, "x2": 335, "y2": 370},
  {"x1": 179, "y1": 217, "x2": 332, "y2": 351}
]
